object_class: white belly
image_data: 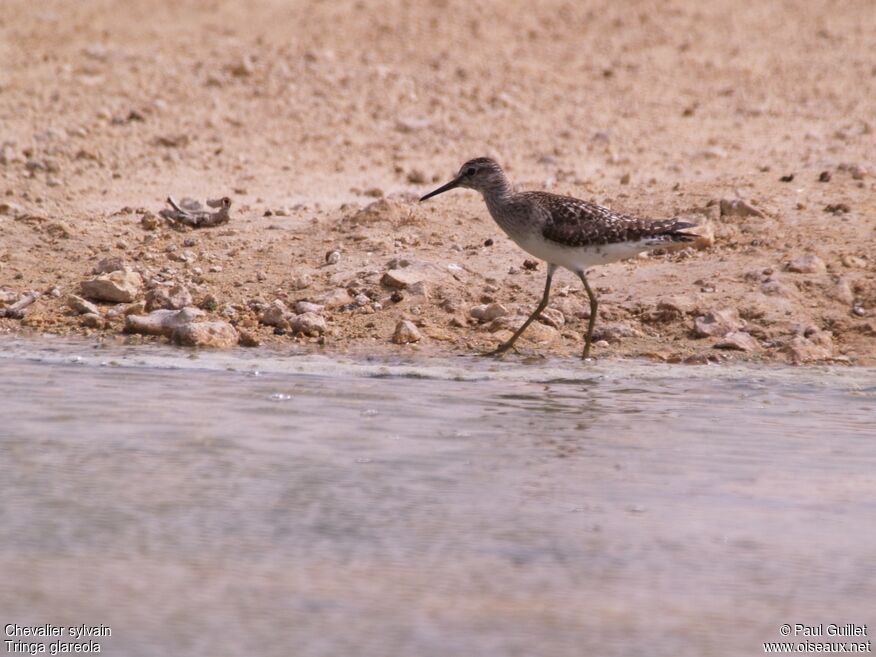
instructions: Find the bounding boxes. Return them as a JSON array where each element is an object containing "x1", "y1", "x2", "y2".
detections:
[{"x1": 512, "y1": 234, "x2": 653, "y2": 273}]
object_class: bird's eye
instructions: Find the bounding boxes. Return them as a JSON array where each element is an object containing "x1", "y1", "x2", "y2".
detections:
[{"x1": 465, "y1": 167, "x2": 476, "y2": 176}]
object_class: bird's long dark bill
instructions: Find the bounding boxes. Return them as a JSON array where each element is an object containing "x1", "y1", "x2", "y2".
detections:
[{"x1": 419, "y1": 176, "x2": 462, "y2": 202}]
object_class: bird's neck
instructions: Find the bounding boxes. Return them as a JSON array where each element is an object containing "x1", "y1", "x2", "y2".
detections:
[
  {"x1": 481, "y1": 176, "x2": 515, "y2": 211},
  {"x1": 481, "y1": 177, "x2": 528, "y2": 237}
]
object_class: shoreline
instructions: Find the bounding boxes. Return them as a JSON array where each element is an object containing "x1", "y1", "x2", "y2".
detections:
[{"x1": 2, "y1": 334, "x2": 874, "y2": 382}]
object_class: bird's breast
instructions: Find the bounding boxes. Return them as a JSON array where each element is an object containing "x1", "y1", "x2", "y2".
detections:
[{"x1": 484, "y1": 198, "x2": 540, "y2": 242}]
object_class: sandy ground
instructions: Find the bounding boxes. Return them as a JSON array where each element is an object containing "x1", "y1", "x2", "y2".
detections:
[{"x1": 1, "y1": 0, "x2": 874, "y2": 364}]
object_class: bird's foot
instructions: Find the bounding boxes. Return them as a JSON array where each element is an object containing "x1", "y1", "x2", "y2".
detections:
[{"x1": 481, "y1": 341, "x2": 516, "y2": 358}]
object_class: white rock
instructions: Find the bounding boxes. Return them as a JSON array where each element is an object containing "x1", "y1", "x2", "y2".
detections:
[
  {"x1": 172, "y1": 321, "x2": 238, "y2": 349},
  {"x1": 407, "y1": 281, "x2": 429, "y2": 298},
  {"x1": 294, "y1": 301, "x2": 324, "y2": 314},
  {"x1": 289, "y1": 273, "x2": 312, "y2": 290},
  {"x1": 259, "y1": 301, "x2": 290, "y2": 328},
  {"x1": 470, "y1": 302, "x2": 508, "y2": 322},
  {"x1": 66, "y1": 294, "x2": 99, "y2": 315},
  {"x1": 81, "y1": 313, "x2": 104, "y2": 329},
  {"x1": 381, "y1": 268, "x2": 424, "y2": 289},
  {"x1": 692, "y1": 309, "x2": 744, "y2": 338},
  {"x1": 107, "y1": 301, "x2": 145, "y2": 318},
  {"x1": 319, "y1": 288, "x2": 352, "y2": 309},
  {"x1": 719, "y1": 199, "x2": 764, "y2": 218},
  {"x1": 786, "y1": 254, "x2": 826, "y2": 274},
  {"x1": 80, "y1": 269, "x2": 141, "y2": 303},
  {"x1": 145, "y1": 284, "x2": 192, "y2": 311},
  {"x1": 220, "y1": 304, "x2": 238, "y2": 319},
  {"x1": 124, "y1": 307, "x2": 204, "y2": 337},
  {"x1": 290, "y1": 312, "x2": 327, "y2": 336},
  {"x1": 714, "y1": 331, "x2": 760, "y2": 352},
  {"x1": 392, "y1": 320, "x2": 421, "y2": 344},
  {"x1": 783, "y1": 335, "x2": 832, "y2": 363},
  {"x1": 524, "y1": 322, "x2": 559, "y2": 344}
]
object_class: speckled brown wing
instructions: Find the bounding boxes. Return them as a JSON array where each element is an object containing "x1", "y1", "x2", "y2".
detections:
[{"x1": 525, "y1": 192, "x2": 695, "y2": 247}]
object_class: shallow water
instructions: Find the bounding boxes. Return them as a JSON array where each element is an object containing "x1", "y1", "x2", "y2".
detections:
[{"x1": 1, "y1": 338, "x2": 874, "y2": 657}]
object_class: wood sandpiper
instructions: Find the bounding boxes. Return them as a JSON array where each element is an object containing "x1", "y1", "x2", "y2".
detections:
[{"x1": 419, "y1": 157, "x2": 697, "y2": 359}]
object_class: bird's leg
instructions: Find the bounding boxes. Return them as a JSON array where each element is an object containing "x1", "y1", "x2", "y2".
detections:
[
  {"x1": 483, "y1": 265, "x2": 555, "y2": 357},
  {"x1": 578, "y1": 271, "x2": 599, "y2": 359}
]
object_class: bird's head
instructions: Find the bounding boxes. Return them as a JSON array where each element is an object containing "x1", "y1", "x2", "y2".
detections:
[{"x1": 420, "y1": 157, "x2": 507, "y2": 201}]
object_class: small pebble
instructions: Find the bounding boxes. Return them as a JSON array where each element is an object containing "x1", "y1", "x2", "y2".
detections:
[
  {"x1": 140, "y1": 213, "x2": 159, "y2": 230},
  {"x1": 407, "y1": 169, "x2": 427, "y2": 184},
  {"x1": 824, "y1": 203, "x2": 850, "y2": 215},
  {"x1": 786, "y1": 254, "x2": 826, "y2": 274},
  {"x1": 392, "y1": 319, "x2": 421, "y2": 344}
]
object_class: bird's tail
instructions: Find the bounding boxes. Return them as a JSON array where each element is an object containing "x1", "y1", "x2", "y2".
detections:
[
  {"x1": 640, "y1": 219, "x2": 702, "y2": 248},
  {"x1": 662, "y1": 220, "x2": 699, "y2": 243}
]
